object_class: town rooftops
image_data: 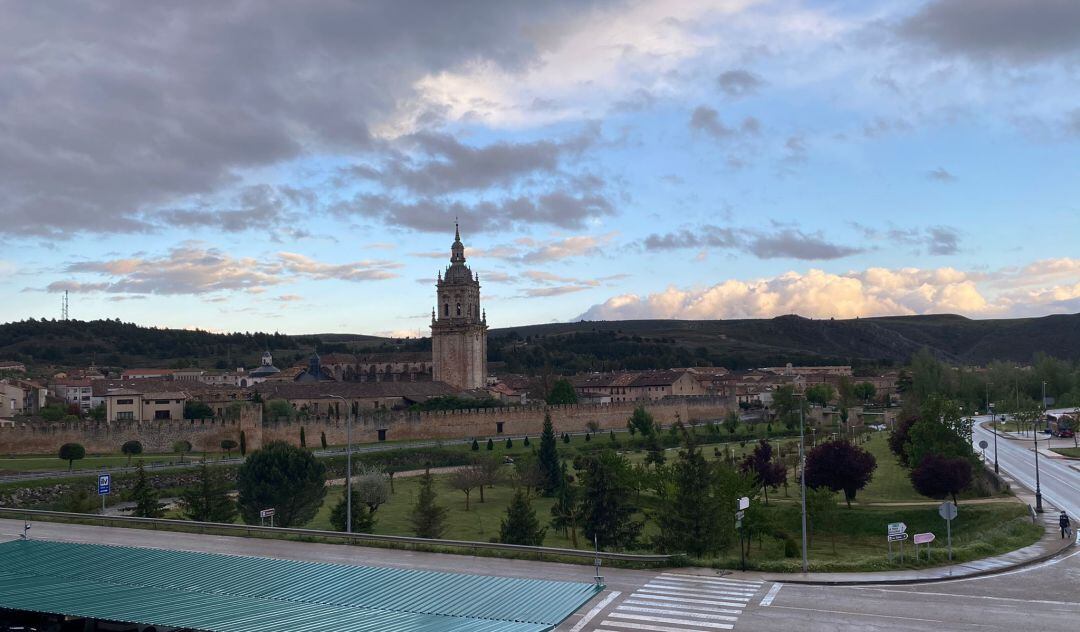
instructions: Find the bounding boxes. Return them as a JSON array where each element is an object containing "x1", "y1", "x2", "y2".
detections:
[
  {"x1": 571, "y1": 370, "x2": 692, "y2": 389},
  {"x1": 120, "y1": 368, "x2": 175, "y2": 378},
  {"x1": 254, "y1": 380, "x2": 460, "y2": 402}
]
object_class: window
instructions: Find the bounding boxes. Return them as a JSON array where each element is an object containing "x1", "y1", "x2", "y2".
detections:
[
  {"x1": 116, "y1": 411, "x2": 134, "y2": 421},
  {"x1": 155, "y1": 399, "x2": 169, "y2": 404},
  {"x1": 155, "y1": 410, "x2": 171, "y2": 420},
  {"x1": 117, "y1": 399, "x2": 133, "y2": 405},
  {"x1": 444, "y1": 304, "x2": 449, "y2": 316},
  {"x1": 377, "y1": 428, "x2": 387, "y2": 442},
  {"x1": 456, "y1": 302, "x2": 461, "y2": 316},
  {"x1": 496, "y1": 421, "x2": 504, "y2": 434}
]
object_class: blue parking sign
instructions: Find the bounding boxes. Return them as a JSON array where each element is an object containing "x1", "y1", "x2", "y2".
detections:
[{"x1": 98, "y1": 474, "x2": 111, "y2": 496}]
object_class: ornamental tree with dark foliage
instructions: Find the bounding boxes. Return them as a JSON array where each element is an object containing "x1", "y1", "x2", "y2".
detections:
[{"x1": 805, "y1": 439, "x2": 877, "y2": 508}]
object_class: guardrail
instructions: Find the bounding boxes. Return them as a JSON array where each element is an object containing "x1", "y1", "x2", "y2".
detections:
[{"x1": 0, "y1": 507, "x2": 674, "y2": 564}]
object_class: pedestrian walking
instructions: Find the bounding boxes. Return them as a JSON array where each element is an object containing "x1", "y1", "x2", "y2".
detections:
[{"x1": 1059, "y1": 512, "x2": 1072, "y2": 539}]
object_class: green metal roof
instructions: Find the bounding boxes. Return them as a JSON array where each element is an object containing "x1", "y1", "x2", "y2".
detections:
[{"x1": 0, "y1": 540, "x2": 600, "y2": 631}]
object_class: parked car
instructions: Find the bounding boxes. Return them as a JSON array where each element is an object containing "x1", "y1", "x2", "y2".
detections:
[{"x1": 1057, "y1": 429, "x2": 1075, "y2": 438}]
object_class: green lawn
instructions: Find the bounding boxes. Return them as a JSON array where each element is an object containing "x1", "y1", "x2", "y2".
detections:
[
  {"x1": 0, "y1": 452, "x2": 215, "y2": 473},
  {"x1": 1051, "y1": 447, "x2": 1080, "y2": 458}
]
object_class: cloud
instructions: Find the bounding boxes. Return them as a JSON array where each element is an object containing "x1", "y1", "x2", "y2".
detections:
[
  {"x1": 689, "y1": 106, "x2": 761, "y2": 140},
  {"x1": 516, "y1": 269, "x2": 627, "y2": 298},
  {"x1": 518, "y1": 233, "x2": 617, "y2": 263},
  {"x1": 276, "y1": 294, "x2": 304, "y2": 303},
  {"x1": 926, "y1": 167, "x2": 956, "y2": 182},
  {"x1": 716, "y1": 70, "x2": 764, "y2": 97},
  {"x1": 853, "y1": 223, "x2": 962, "y2": 256},
  {"x1": 897, "y1": 0, "x2": 1080, "y2": 63},
  {"x1": 0, "y1": 2, "x2": 595, "y2": 237},
  {"x1": 156, "y1": 185, "x2": 315, "y2": 232},
  {"x1": 40, "y1": 243, "x2": 399, "y2": 296},
  {"x1": 642, "y1": 224, "x2": 862, "y2": 261}
]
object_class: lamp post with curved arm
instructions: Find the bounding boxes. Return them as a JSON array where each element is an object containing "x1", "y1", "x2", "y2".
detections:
[{"x1": 324, "y1": 394, "x2": 352, "y2": 532}]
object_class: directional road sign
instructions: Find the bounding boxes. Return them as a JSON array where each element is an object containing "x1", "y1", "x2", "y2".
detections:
[
  {"x1": 913, "y1": 532, "x2": 935, "y2": 545},
  {"x1": 888, "y1": 533, "x2": 909, "y2": 542},
  {"x1": 260, "y1": 508, "x2": 276, "y2": 518},
  {"x1": 888, "y1": 522, "x2": 907, "y2": 535},
  {"x1": 938, "y1": 501, "x2": 957, "y2": 521},
  {"x1": 738, "y1": 496, "x2": 750, "y2": 511},
  {"x1": 97, "y1": 474, "x2": 111, "y2": 496}
]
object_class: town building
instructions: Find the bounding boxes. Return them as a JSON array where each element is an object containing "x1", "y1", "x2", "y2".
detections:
[
  {"x1": 104, "y1": 388, "x2": 187, "y2": 422},
  {"x1": 52, "y1": 378, "x2": 94, "y2": 412},
  {"x1": 431, "y1": 224, "x2": 488, "y2": 390},
  {"x1": 571, "y1": 370, "x2": 706, "y2": 403},
  {"x1": 0, "y1": 361, "x2": 27, "y2": 373}
]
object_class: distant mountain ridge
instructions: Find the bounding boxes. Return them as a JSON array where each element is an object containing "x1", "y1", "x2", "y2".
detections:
[{"x1": 1, "y1": 312, "x2": 1078, "y2": 371}]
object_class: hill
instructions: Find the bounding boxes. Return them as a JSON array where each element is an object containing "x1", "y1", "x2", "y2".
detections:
[{"x1": 2, "y1": 313, "x2": 1078, "y2": 374}]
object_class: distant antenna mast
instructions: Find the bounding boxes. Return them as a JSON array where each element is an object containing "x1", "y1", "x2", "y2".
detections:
[{"x1": 62, "y1": 290, "x2": 69, "y2": 321}]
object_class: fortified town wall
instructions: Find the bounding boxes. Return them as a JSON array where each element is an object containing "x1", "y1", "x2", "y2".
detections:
[{"x1": 0, "y1": 398, "x2": 731, "y2": 455}]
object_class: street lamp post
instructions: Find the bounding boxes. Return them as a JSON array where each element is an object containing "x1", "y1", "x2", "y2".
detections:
[
  {"x1": 987, "y1": 382, "x2": 998, "y2": 474},
  {"x1": 1034, "y1": 382, "x2": 1046, "y2": 513},
  {"x1": 324, "y1": 394, "x2": 353, "y2": 532},
  {"x1": 797, "y1": 395, "x2": 808, "y2": 574}
]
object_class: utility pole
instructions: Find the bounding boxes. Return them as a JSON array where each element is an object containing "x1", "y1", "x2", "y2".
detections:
[
  {"x1": 987, "y1": 382, "x2": 998, "y2": 474},
  {"x1": 325, "y1": 394, "x2": 353, "y2": 532},
  {"x1": 798, "y1": 394, "x2": 808, "y2": 573}
]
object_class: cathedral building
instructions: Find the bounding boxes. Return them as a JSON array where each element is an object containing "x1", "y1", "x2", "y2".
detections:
[{"x1": 431, "y1": 224, "x2": 488, "y2": 390}]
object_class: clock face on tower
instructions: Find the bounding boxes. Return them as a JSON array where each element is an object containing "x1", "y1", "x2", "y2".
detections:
[{"x1": 431, "y1": 224, "x2": 488, "y2": 390}]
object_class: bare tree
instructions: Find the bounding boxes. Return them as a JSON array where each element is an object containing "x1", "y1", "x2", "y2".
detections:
[
  {"x1": 447, "y1": 465, "x2": 484, "y2": 510},
  {"x1": 473, "y1": 456, "x2": 502, "y2": 503}
]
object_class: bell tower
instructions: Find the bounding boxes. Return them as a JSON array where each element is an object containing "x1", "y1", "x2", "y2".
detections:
[{"x1": 431, "y1": 223, "x2": 488, "y2": 389}]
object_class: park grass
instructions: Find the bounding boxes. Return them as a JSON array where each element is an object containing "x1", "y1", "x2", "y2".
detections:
[
  {"x1": 1051, "y1": 447, "x2": 1080, "y2": 458},
  {"x1": 0, "y1": 452, "x2": 212, "y2": 474}
]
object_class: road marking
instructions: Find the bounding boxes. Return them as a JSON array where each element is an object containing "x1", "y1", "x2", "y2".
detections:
[
  {"x1": 623, "y1": 599, "x2": 742, "y2": 615},
  {"x1": 661, "y1": 572, "x2": 763, "y2": 584},
  {"x1": 759, "y1": 582, "x2": 783, "y2": 606},
  {"x1": 567, "y1": 590, "x2": 621, "y2": 632},
  {"x1": 608, "y1": 612, "x2": 736, "y2": 629},
  {"x1": 849, "y1": 586, "x2": 1080, "y2": 607},
  {"x1": 643, "y1": 582, "x2": 757, "y2": 597},
  {"x1": 599, "y1": 624, "x2": 732, "y2": 632},
  {"x1": 633, "y1": 591, "x2": 748, "y2": 607},
  {"x1": 617, "y1": 606, "x2": 738, "y2": 621}
]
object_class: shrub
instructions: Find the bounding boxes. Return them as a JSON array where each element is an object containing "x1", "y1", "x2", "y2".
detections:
[{"x1": 58, "y1": 443, "x2": 86, "y2": 470}]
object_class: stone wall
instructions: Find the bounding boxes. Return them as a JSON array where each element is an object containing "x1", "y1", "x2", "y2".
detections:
[{"x1": 0, "y1": 398, "x2": 733, "y2": 455}]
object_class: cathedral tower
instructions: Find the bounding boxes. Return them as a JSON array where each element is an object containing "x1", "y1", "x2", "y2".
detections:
[{"x1": 431, "y1": 224, "x2": 488, "y2": 390}]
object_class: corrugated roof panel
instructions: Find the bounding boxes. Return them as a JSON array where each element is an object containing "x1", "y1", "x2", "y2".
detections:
[{"x1": 0, "y1": 540, "x2": 600, "y2": 632}]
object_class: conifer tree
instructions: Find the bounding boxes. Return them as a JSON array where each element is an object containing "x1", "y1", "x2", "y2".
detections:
[
  {"x1": 499, "y1": 488, "x2": 546, "y2": 545},
  {"x1": 549, "y1": 464, "x2": 581, "y2": 547},
  {"x1": 471, "y1": 438, "x2": 479, "y2": 451},
  {"x1": 128, "y1": 461, "x2": 165, "y2": 518},
  {"x1": 487, "y1": 438, "x2": 494, "y2": 450},
  {"x1": 410, "y1": 467, "x2": 448, "y2": 539},
  {"x1": 579, "y1": 450, "x2": 642, "y2": 550},
  {"x1": 538, "y1": 413, "x2": 562, "y2": 496},
  {"x1": 300, "y1": 426, "x2": 306, "y2": 448},
  {"x1": 505, "y1": 437, "x2": 513, "y2": 448},
  {"x1": 179, "y1": 461, "x2": 237, "y2": 523},
  {"x1": 653, "y1": 434, "x2": 724, "y2": 557}
]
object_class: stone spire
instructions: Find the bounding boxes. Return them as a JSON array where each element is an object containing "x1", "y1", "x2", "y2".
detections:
[{"x1": 450, "y1": 221, "x2": 465, "y2": 264}]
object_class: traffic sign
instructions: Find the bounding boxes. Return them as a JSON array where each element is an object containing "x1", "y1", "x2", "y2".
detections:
[
  {"x1": 738, "y1": 496, "x2": 750, "y2": 511},
  {"x1": 735, "y1": 510, "x2": 745, "y2": 521},
  {"x1": 97, "y1": 474, "x2": 111, "y2": 496},
  {"x1": 913, "y1": 532, "x2": 935, "y2": 545},
  {"x1": 888, "y1": 521, "x2": 907, "y2": 535},
  {"x1": 978, "y1": 440, "x2": 988, "y2": 450},
  {"x1": 260, "y1": 508, "x2": 275, "y2": 518},
  {"x1": 888, "y1": 533, "x2": 909, "y2": 542},
  {"x1": 938, "y1": 501, "x2": 957, "y2": 521}
]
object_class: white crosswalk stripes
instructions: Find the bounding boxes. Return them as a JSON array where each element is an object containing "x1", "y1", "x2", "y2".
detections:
[{"x1": 597, "y1": 573, "x2": 766, "y2": 631}]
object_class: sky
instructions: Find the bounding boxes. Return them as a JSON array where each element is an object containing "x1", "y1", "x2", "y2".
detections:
[{"x1": 1, "y1": 0, "x2": 1079, "y2": 337}]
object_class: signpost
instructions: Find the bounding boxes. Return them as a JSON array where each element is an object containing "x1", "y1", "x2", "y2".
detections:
[
  {"x1": 939, "y1": 501, "x2": 957, "y2": 561},
  {"x1": 260, "y1": 508, "x2": 276, "y2": 528},
  {"x1": 887, "y1": 522, "x2": 907, "y2": 562},
  {"x1": 97, "y1": 474, "x2": 111, "y2": 514},
  {"x1": 978, "y1": 439, "x2": 988, "y2": 462},
  {"x1": 913, "y1": 532, "x2": 935, "y2": 560},
  {"x1": 736, "y1": 497, "x2": 749, "y2": 571}
]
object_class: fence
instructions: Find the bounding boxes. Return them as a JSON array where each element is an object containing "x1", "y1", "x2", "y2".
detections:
[{"x1": 0, "y1": 507, "x2": 673, "y2": 564}]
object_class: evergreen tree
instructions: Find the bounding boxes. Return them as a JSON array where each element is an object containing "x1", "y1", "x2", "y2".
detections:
[
  {"x1": 58, "y1": 443, "x2": 85, "y2": 471},
  {"x1": 579, "y1": 450, "x2": 643, "y2": 550},
  {"x1": 410, "y1": 467, "x2": 448, "y2": 539},
  {"x1": 128, "y1": 461, "x2": 165, "y2": 518},
  {"x1": 320, "y1": 431, "x2": 328, "y2": 449},
  {"x1": 239, "y1": 431, "x2": 247, "y2": 456},
  {"x1": 549, "y1": 464, "x2": 581, "y2": 547},
  {"x1": 537, "y1": 413, "x2": 562, "y2": 496},
  {"x1": 562, "y1": 433, "x2": 570, "y2": 444},
  {"x1": 505, "y1": 437, "x2": 513, "y2": 448},
  {"x1": 546, "y1": 379, "x2": 579, "y2": 405},
  {"x1": 654, "y1": 434, "x2": 724, "y2": 557},
  {"x1": 178, "y1": 461, "x2": 237, "y2": 523},
  {"x1": 330, "y1": 490, "x2": 376, "y2": 532},
  {"x1": 235, "y1": 441, "x2": 326, "y2": 527},
  {"x1": 486, "y1": 438, "x2": 494, "y2": 450},
  {"x1": 523, "y1": 435, "x2": 530, "y2": 447},
  {"x1": 585, "y1": 432, "x2": 591, "y2": 442},
  {"x1": 121, "y1": 440, "x2": 143, "y2": 465},
  {"x1": 300, "y1": 426, "x2": 307, "y2": 448},
  {"x1": 499, "y1": 488, "x2": 546, "y2": 545},
  {"x1": 471, "y1": 438, "x2": 480, "y2": 451}
]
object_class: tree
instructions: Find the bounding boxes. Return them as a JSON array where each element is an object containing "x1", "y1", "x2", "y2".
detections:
[
  {"x1": 178, "y1": 461, "x2": 236, "y2": 522},
  {"x1": 804, "y1": 440, "x2": 877, "y2": 507},
  {"x1": 220, "y1": 439, "x2": 238, "y2": 458},
  {"x1": 172, "y1": 440, "x2": 192, "y2": 464},
  {"x1": 320, "y1": 431, "x2": 328, "y2": 449},
  {"x1": 523, "y1": 435, "x2": 530, "y2": 447},
  {"x1": 627, "y1": 406, "x2": 656, "y2": 437},
  {"x1": 235, "y1": 441, "x2": 327, "y2": 527},
  {"x1": 906, "y1": 396, "x2": 973, "y2": 467},
  {"x1": 911, "y1": 454, "x2": 973, "y2": 504},
  {"x1": 58, "y1": 443, "x2": 85, "y2": 471},
  {"x1": 239, "y1": 430, "x2": 247, "y2": 456},
  {"x1": 579, "y1": 450, "x2": 643, "y2": 550},
  {"x1": 184, "y1": 401, "x2": 213, "y2": 420},
  {"x1": 537, "y1": 413, "x2": 562, "y2": 495},
  {"x1": 513, "y1": 454, "x2": 546, "y2": 497},
  {"x1": 723, "y1": 409, "x2": 740, "y2": 435},
  {"x1": 740, "y1": 440, "x2": 786, "y2": 505},
  {"x1": 40, "y1": 404, "x2": 67, "y2": 422},
  {"x1": 771, "y1": 385, "x2": 808, "y2": 430},
  {"x1": 550, "y1": 465, "x2": 582, "y2": 547},
  {"x1": 499, "y1": 488, "x2": 546, "y2": 545},
  {"x1": 653, "y1": 432, "x2": 724, "y2": 557},
  {"x1": 888, "y1": 413, "x2": 918, "y2": 466},
  {"x1": 562, "y1": 433, "x2": 570, "y2": 444},
  {"x1": 410, "y1": 467, "x2": 448, "y2": 539},
  {"x1": 330, "y1": 491, "x2": 375, "y2": 532},
  {"x1": 505, "y1": 437, "x2": 513, "y2": 448},
  {"x1": 264, "y1": 399, "x2": 293, "y2": 421},
  {"x1": 128, "y1": 461, "x2": 165, "y2": 518},
  {"x1": 354, "y1": 465, "x2": 392, "y2": 513},
  {"x1": 448, "y1": 464, "x2": 483, "y2": 510},
  {"x1": 585, "y1": 432, "x2": 591, "y2": 442},
  {"x1": 471, "y1": 439, "x2": 479, "y2": 451},
  {"x1": 299, "y1": 426, "x2": 307, "y2": 448},
  {"x1": 806, "y1": 486, "x2": 839, "y2": 551},
  {"x1": 121, "y1": 440, "x2": 143, "y2": 465},
  {"x1": 473, "y1": 456, "x2": 502, "y2": 503},
  {"x1": 486, "y1": 438, "x2": 494, "y2": 450},
  {"x1": 854, "y1": 381, "x2": 877, "y2": 405},
  {"x1": 89, "y1": 403, "x2": 106, "y2": 422},
  {"x1": 546, "y1": 379, "x2": 578, "y2": 405},
  {"x1": 805, "y1": 384, "x2": 835, "y2": 407}
]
